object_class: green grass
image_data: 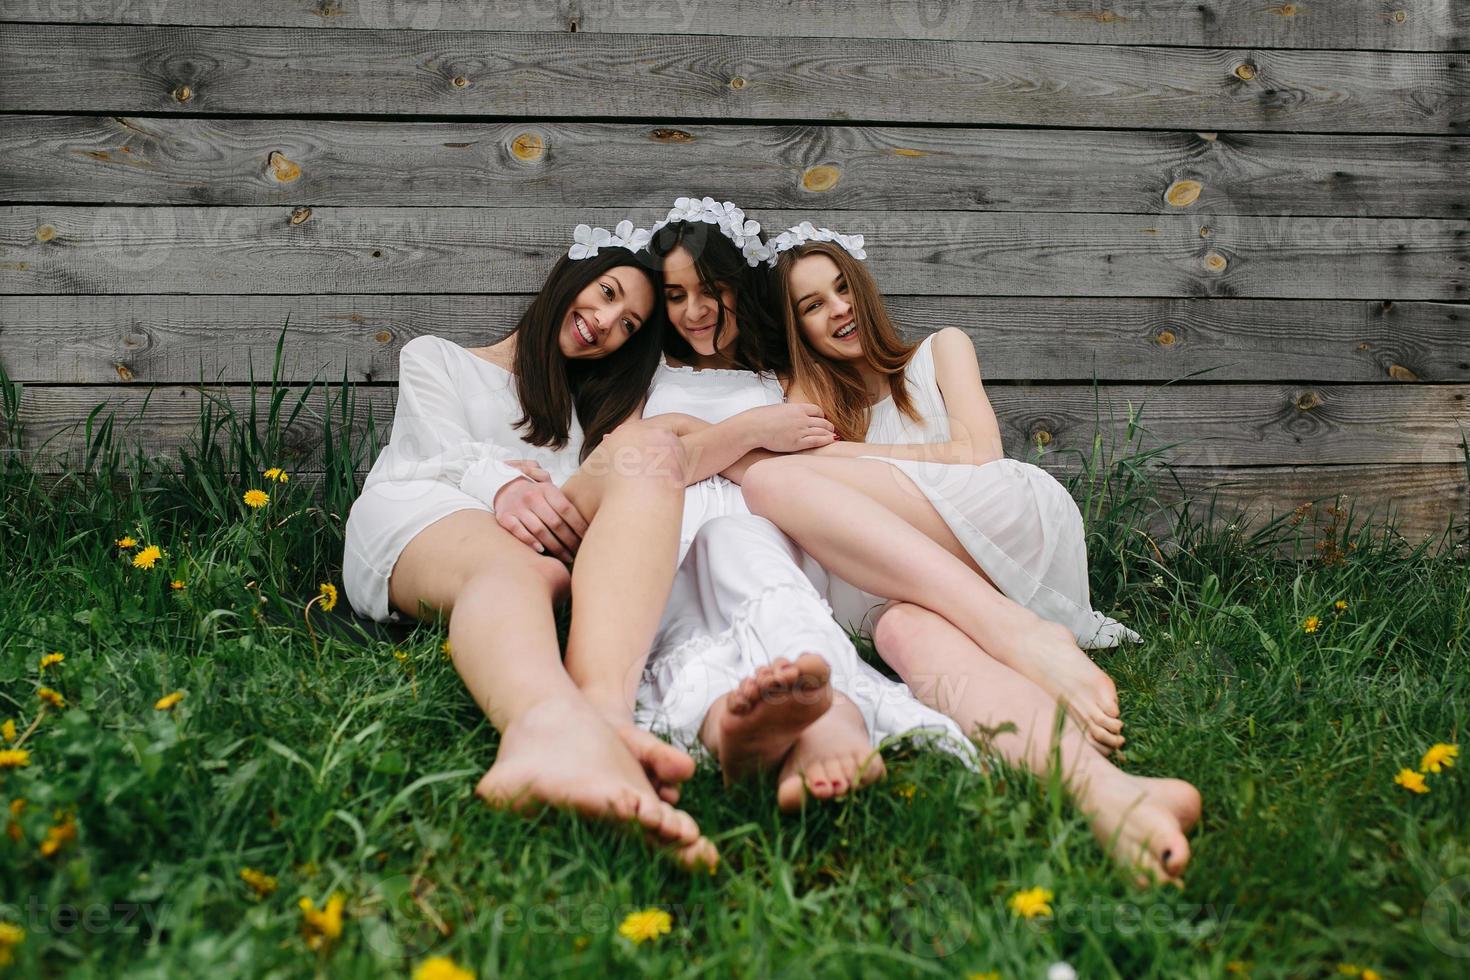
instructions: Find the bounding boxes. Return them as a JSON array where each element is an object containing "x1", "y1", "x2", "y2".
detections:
[{"x1": 1, "y1": 342, "x2": 1468, "y2": 979}]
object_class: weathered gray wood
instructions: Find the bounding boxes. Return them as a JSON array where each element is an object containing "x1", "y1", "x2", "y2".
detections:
[
  {"x1": 7, "y1": 115, "x2": 1467, "y2": 218},
  {"x1": 3, "y1": 294, "x2": 1467, "y2": 385},
  {"x1": 4, "y1": 0, "x2": 1463, "y2": 51},
  {"x1": 6, "y1": 381, "x2": 1466, "y2": 472},
  {"x1": 4, "y1": 206, "x2": 1467, "y2": 299},
  {"x1": 3, "y1": 26, "x2": 1465, "y2": 133}
]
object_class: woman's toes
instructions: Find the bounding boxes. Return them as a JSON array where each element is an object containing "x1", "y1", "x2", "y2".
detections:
[{"x1": 676, "y1": 836, "x2": 720, "y2": 873}]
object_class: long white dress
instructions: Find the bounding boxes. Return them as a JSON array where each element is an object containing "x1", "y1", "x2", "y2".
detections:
[
  {"x1": 635, "y1": 358, "x2": 974, "y2": 762},
  {"x1": 342, "y1": 335, "x2": 583, "y2": 623},
  {"x1": 823, "y1": 332, "x2": 1141, "y2": 648}
]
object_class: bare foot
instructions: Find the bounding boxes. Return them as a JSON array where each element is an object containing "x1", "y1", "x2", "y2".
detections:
[
  {"x1": 776, "y1": 695, "x2": 887, "y2": 811},
  {"x1": 1010, "y1": 621, "x2": 1125, "y2": 755},
  {"x1": 1081, "y1": 772, "x2": 1201, "y2": 886},
  {"x1": 614, "y1": 724, "x2": 697, "y2": 805},
  {"x1": 701, "y1": 654, "x2": 833, "y2": 781},
  {"x1": 476, "y1": 695, "x2": 719, "y2": 872}
]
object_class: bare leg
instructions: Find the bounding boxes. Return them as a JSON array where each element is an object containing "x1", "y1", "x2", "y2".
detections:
[
  {"x1": 742, "y1": 455, "x2": 1123, "y2": 749},
  {"x1": 875, "y1": 601, "x2": 1199, "y2": 884},
  {"x1": 386, "y1": 508, "x2": 716, "y2": 870}
]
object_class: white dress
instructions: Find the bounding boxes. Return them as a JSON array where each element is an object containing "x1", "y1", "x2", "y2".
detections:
[
  {"x1": 635, "y1": 359, "x2": 974, "y2": 763},
  {"x1": 824, "y1": 333, "x2": 1141, "y2": 648},
  {"x1": 342, "y1": 335, "x2": 583, "y2": 623}
]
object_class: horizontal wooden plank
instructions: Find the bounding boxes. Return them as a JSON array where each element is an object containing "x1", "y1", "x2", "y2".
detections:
[
  {"x1": 1040, "y1": 460, "x2": 1469, "y2": 545},
  {"x1": 3, "y1": 0, "x2": 1463, "y2": 51},
  {"x1": 4, "y1": 207, "x2": 1466, "y2": 299},
  {"x1": 7, "y1": 115, "x2": 1467, "y2": 219},
  {"x1": 2, "y1": 26, "x2": 1465, "y2": 133},
  {"x1": 2, "y1": 294, "x2": 1467, "y2": 385},
  {"x1": 5, "y1": 382, "x2": 1466, "y2": 473}
]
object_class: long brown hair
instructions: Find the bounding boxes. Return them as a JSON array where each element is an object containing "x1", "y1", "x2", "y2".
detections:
[
  {"x1": 773, "y1": 241, "x2": 920, "y2": 442},
  {"x1": 649, "y1": 220, "x2": 788, "y2": 375},
  {"x1": 511, "y1": 247, "x2": 666, "y2": 460}
]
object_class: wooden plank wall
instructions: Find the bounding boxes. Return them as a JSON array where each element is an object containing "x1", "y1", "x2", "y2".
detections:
[{"x1": 1, "y1": 1, "x2": 1467, "y2": 542}]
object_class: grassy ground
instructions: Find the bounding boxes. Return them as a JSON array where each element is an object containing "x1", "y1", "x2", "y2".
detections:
[{"x1": 1, "y1": 351, "x2": 1467, "y2": 979}]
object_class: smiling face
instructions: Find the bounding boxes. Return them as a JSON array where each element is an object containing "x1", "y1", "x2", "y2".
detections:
[
  {"x1": 789, "y1": 253, "x2": 862, "y2": 363},
  {"x1": 659, "y1": 244, "x2": 739, "y2": 358},
  {"x1": 556, "y1": 265, "x2": 655, "y2": 360}
]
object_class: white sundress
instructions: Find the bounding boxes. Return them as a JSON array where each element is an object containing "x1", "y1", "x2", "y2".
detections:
[
  {"x1": 635, "y1": 358, "x2": 975, "y2": 764},
  {"x1": 824, "y1": 332, "x2": 1141, "y2": 649},
  {"x1": 342, "y1": 335, "x2": 585, "y2": 623}
]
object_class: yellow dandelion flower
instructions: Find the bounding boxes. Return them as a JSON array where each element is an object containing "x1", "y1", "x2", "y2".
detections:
[
  {"x1": 1420, "y1": 743, "x2": 1458, "y2": 774},
  {"x1": 413, "y1": 957, "x2": 475, "y2": 980},
  {"x1": 441, "y1": 639, "x2": 452, "y2": 658},
  {"x1": 1302, "y1": 616, "x2": 1320, "y2": 634},
  {"x1": 37, "y1": 688, "x2": 65, "y2": 710},
  {"x1": 1, "y1": 720, "x2": 15, "y2": 743},
  {"x1": 894, "y1": 783, "x2": 916, "y2": 800},
  {"x1": 39, "y1": 816, "x2": 76, "y2": 858},
  {"x1": 1007, "y1": 886, "x2": 1054, "y2": 919},
  {"x1": 1334, "y1": 600, "x2": 1348, "y2": 612},
  {"x1": 170, "y1": 580, "x2": 186, "y2": 590},
  {"x1": 8, "y1": 800, "x2": 24, "y2": 817},
  {"x1": 1394, "y1": 768, "x2": 1429, "y2": 794},
  {"x1": 0, "y1": 921, "x2": 24, "y2": 967},
  {"x1": 39, "y1": 653, "x2": 64, "y2": 670},
  {"x1": 392, "y1": 649, "x2": 408, "y2": 663},
  {"x1": 240, "y1": 867, "x2": 278, "y2": 898},
  {"x1": 243, "y1": 489, "x2": 270, "y2": 509},
  {"x1": 263, "y1": 467, "x2": 290, "y2": 484},
  {"x1": 154, "y1": 691, "x2": 185, "y2": 711},
  {"x1": 317, "y1": 583, "x2": 338, "y2": 612},
  {"x1": 0, "y1": 749, "x2": 30, "y2": 769},
  {"x1": 115, "y1": 536, "x2": 137, "y2": 549},
  {"x1": 131, "y1": 545, "x2": 162, "y2": 570},
  {"x1": 617, "y1": 907, "x2": 672, "y2": 944},
  {"x1": 1361, "y1": 970, "x2": 1381, "y2": 980},
  {"x1": 298, "y1": 893, "x2": 345, "y2": 950},
  {"x1": 5, "y1": 800, "x2": 24, "y2": 845},
  {"x1": 968, "y1": 973, "x2": 1002, "y2": 980}
]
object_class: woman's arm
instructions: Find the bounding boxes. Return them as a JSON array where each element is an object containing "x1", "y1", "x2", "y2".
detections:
[
  {"x1": 639, "y1": 406, "x2": 835, "y2": 484},
  {"x1": 798, "y1": 328, "x2": 1004, "y2": 466}
]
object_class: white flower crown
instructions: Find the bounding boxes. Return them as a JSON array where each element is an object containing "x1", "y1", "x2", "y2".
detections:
[
  {"x1": 567, "y1": 219, "x2": 651, "y2": 260},
  {"x1": 764, "y1": 221, "x2": 867, "y2": 267},
  {"x1": 645, "y1": 196, "x2": 773, "y2": 268}
]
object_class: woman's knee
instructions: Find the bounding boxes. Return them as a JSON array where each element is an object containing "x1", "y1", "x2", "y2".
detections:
[
  {"x1": 594, "y1": 421, "x2": 687, "y2": 488},
  {"x1": 740, "y1": 456, "x2": 807, "y2": 512},
  {"x1": 460, "y1": 552, "x2": 570, "y2": 607},
  {"x1": 871, "y1": 601, "x2": 931, "y2": 670}
]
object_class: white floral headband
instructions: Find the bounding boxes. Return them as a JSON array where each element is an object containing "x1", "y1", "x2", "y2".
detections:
[
  {"x1": 646, "y1": 196, "x2": 773, "y2": 268},
  {"x1": 566, "y1": 197, "x2": 773, "y2": 267},
  {"x1": 764, "y1": 221, "x2": 867, "y2": 267},
  {"x1": 567, "y1": 219, "x2": 651, "y2": 260}
]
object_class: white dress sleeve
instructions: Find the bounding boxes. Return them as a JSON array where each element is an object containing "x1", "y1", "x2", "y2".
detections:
[{"x1": 378, "y1": 337, "x2": 532, "y2": 510}]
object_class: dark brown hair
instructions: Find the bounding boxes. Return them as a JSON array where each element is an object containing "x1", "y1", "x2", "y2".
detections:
[
  {"x1": 511, "y1": 247, "x2": 666, "y2": 460},
  {"x1": 648, "y1": 220, "x2": 788, "y2": 375},
  {"x1": 773, "y1": 241, "x2": 920, "y2": 442}
]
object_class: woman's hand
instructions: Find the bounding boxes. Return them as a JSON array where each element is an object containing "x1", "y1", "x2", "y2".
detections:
[
  {"x1": 742, "y1": 403, "x2": 836, "y2": 453},
  {"x1": 492, "y1": 475, "x2": 590, "y2": 561}
]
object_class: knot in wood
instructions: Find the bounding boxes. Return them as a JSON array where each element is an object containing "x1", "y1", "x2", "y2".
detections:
[
  {"x1": 1165, "y1": 179, "x2": 1202, "y2": 208},
  {"x1": 729, "y1": 76, "x2": 747, "y2": 90},
  {"x1": 650, "y1": 128, "x2": 695, "y2": 143},
  {"x1": 289, "y1": 206, "x2": 313, "y2": 225},
  {"x1": 1387, "y1": 364, "x2": 1419, "y2": 382},
  {"x1": 1392, "y1": 9, "x2": 1406, "y2": 24},
  {"x1": 1233, "y1": 62, "x2": 1257, "y2": 81},
  {"x1": 375, "y1": 331, "x2": 392, "y2": 344},
  {"x1": 1033, "y1": 429, "x2": 1053, "y2": 446},
  {"x1": 452, "y1": 75, "x2": 469, "y2": 88},
  {"x1": 35, "y1": 224, "x2": 56, "y2": 243},
  {"x1": 1203, "y1": 251, "x2": 1228, "y2": 273},
  {"x1": 802, "y1": 165, "x2": 841, "y2": 193},
  {"x1": 172, "y1": 84, "x2": 193, "y2": 103},
  {"x1": 268, "y1": 151, "x2": 302, "y2": 183},
  {"x1": 1294, "y1": 390, "x2": 1322, "y2": 411},
  {"x1": 1156, "y1": 329, "x2": 1176, "y2": 346},
  {"x1": 511, "y1": 132, "x2": 545, "y2": 161},
  {"x1": 114, "y1": 362, "x2": 135, "y2": 382}
]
